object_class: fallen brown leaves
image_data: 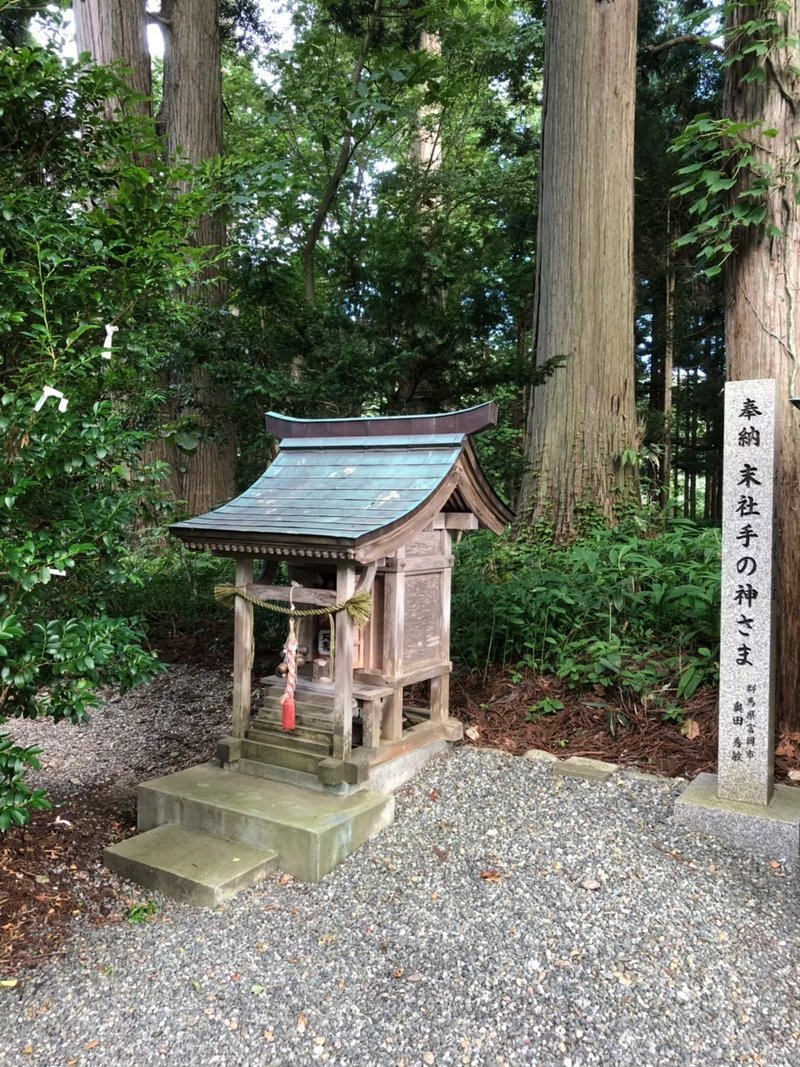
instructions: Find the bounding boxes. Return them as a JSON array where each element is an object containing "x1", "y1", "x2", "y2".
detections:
[
  {"x1": 450, "y1": 666, "x2": 800, "y2": 784},
  {"x1": 0, "y1": 787, "x2": 137, "y2": 979}
]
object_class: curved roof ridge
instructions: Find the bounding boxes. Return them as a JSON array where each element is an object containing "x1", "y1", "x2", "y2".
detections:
[{"x1": 264, "y1": 402, "x2": 497, "y2": 440}]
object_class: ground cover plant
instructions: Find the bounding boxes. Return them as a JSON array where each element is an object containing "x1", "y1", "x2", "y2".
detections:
[{"x1": 452, "y1": 516, "x2": 722, "y2": 719}]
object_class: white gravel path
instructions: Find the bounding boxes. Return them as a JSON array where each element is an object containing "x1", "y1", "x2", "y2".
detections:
[{"x1": 2, "y1": 667, "x2": 799, "y2": 1066}]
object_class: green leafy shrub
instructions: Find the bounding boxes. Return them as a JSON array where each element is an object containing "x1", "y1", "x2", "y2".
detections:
[
  {"x1": 452, "y1": 518, "x2": 721, "y2": 704},
  {"x1": 101, "y1": 540, "x2": 287, "y2": 653},
  {"x1": 102, "y1": 541, "x2": 235, "y2": 641},
  {"x1": 527, "y1": 697, "x2": 564, "y2": 722},
  {"x1": 0, "y1": 44, "x2": 217, "y2": 829}
]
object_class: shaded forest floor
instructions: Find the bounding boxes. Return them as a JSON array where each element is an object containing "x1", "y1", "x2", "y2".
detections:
[
  {"x1": 453, "y1": 670, "x2": 800, "y2": 783},
  {"x1": 2, "y1": 655, "x2": 799, "y2": 981}
]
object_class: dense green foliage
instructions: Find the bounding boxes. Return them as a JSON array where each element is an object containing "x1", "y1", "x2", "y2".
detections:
[
  {"x1": 452, "y1": 519, "x2": 721, "y2": 713},
  {"x1": 0, "y1": 45, "x2": 218, "y2": 828}
]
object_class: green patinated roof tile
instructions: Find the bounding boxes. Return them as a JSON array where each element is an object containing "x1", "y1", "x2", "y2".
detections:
[{"x1": 170, "y1": 436, "x2": 464, "y2": 543}]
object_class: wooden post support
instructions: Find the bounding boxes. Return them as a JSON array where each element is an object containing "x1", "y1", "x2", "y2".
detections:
[
  {"x1": 430, "y1": 531, "x2": 452, "y2": 723},
  {"x1": 361, "y1": 698, "x2": 382, "y2": 751},
  {"x1": 382, "y1": 547, "x2": 405, "y2": 742},
  {"x1": 232, "y1": 556, "x2": 255, "y2": 739},
  {"x1": 333, "y1": 560, "x2": 356, "y2": 760}
]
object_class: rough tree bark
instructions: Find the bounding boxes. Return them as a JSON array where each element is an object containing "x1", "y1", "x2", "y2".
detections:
[
  {"x1": 411, "y1": 29, "x2": 442, "y2": 176},
  {"x1": 155, "y1": 0, "x2": 238, "y2": 514},
  {"x1": 74, "y1": 0, "x2": 237, "y2": 515},
  {"x1": 73, "y1": 0, "x2": 151, "y2": 115},
  {"x1": 518, "y1": 0, "x2": 639, "y2": 539},
  {"x1": 386, "y1": 24, "x2": 443, "y2": 416},
  {"x1": 723, "y1": 4, "x2": 800, "y2": 727}
]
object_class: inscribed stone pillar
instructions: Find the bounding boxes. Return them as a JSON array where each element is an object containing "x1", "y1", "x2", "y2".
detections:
[{"x1": 717, "y1": 379, "x2": 778, "y2": 807}]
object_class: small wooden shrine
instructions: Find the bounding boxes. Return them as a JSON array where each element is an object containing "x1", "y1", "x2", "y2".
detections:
[{"x1": 170, "y1": 402, "x2": 513, "y2": 793}]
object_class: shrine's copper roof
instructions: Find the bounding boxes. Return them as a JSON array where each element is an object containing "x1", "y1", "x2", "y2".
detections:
[{"x1": 170, "y1": 403, "x2": 513, "y2": 563}]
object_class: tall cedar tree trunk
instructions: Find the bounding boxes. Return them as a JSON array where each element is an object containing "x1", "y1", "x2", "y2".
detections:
[
  {"x1": 518, "y1": 0, "x2": 639, "y2": 538},
  {"x1": 154, "y1": 0, "x2": 238, "y2": 514},
  {"x1": 74, "y1": 0, "x2": 237, "y2": 514},
  {"x1": 723, "y1": 6, "x2": 800, "y2": 727},
  {"x1": 73, "y1": 0, "x2": 151, "y2": 115},
  {"x1": 388, "y1": 26, "x2": 443, "y2": 415}
]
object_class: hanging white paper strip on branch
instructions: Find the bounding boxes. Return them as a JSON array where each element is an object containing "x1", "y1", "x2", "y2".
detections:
[
  {"x1": 102, "y1": 323, "x2": 119, "y2": 359},
  {"x1": 34, "y1": 385, "x2": 68, "y2": 413}
]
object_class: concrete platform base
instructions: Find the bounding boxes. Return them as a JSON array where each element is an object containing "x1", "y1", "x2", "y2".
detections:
[
  {"x1": 364, "y1": 737, "x2": 450, "y2": 795},
  {"x1": 104, "y1": 824, "x2": 278, "y2": 906},
  {"x1": 674, "y1": 772, "x2": 800, "y2": 867},
  {"x1": 136, "y1": 762, "x2": 395, "y2": 884}
]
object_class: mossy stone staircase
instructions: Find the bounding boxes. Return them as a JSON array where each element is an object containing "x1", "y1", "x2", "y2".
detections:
[{"x1": 104, "y1": 762, "x2": 394, "y2": 906}]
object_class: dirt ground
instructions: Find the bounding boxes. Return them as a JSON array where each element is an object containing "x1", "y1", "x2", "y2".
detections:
[{"x1": 2, "y1": 664, "x2": 799, "y2": 980}]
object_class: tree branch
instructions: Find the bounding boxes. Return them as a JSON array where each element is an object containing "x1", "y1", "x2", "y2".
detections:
[
  {"x1": 303, "y1": 0, "x2": 383, "y2": 306},
  {"x1": 641, "y1": 34, "x2": 723, "y2": 56}
]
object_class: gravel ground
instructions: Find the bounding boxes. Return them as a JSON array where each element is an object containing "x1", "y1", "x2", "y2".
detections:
[
  {"x1": 6, "y1": 665, "x2": 233, "y2": 804},
  {"x1": 2, "y1": 669, "x2": 800, "y2": 1066}
]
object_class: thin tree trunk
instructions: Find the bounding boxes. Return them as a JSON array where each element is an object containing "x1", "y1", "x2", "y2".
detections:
[
  {"x1": 411, "y1": 29, "x2": 442, "y2": 175},
  {"x1": 73, "y1": 0, "x2": 151, "y2": 116},
  {"x1": 689, "y1": 370, "x2": 698, "y2": 520},
  {"x1": 649, "y1": 283, "x2": 664, "y2": 422},
  {"x1": 518, "y1": 0, "x2": 639, "y2": 539},
  {"x1": 302, "y1": 0, "x2": 383, "y2": 307},
  {"x1": 723, "y1": 4, "x2": 800, "y2": 728},
  {"x1": 673, "y1": 366, "x2": 681, "y2": 502},
  {"x1": 683, "y1": 373, "x2": 692, "y2": 518},
  {"x1": 662, "y1": 256, "x2": 675, "y2": 509}
]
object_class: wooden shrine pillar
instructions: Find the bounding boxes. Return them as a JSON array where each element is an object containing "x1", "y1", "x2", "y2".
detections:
[
  {"x1": 333, "y1": 560, "x2": 356, "y2": 760},
  {"x1": 382, "y1": 547, "x2": 405, "y2": 742},
  {"x1": 429, "y1": 529, "x2": 452, "y2": 723},
  {"x1": 232, "y1": 556, "x2": 255, "y2": 738}
]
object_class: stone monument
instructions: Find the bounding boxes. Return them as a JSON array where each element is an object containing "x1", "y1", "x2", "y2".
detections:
[{"x1": 675, "y1": 379, "x2": 800, "y2": 865}]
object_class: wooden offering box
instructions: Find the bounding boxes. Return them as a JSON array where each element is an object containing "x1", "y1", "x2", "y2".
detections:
[{"x1": 170, "y1": 403, "x2": 513, "y2": 793}]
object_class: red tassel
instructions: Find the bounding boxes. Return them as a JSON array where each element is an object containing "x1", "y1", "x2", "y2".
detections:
[{"x1": 282, "y1": 695, "x2": 295, "y2": 731}]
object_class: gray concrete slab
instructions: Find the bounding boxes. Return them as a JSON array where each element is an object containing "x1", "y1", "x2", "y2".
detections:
[
  {"x1": 136, "y1": 762, "x2": 395, "y2": 882},
  {"x1": 675, "y1": 771, "x2": 800, "y2": 866},
  {"x1": 104, "y1": 824, "x2": 277, "y2": 906}
]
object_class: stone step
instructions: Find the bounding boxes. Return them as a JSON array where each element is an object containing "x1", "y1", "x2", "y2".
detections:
[
  {"x1": 241, "y1": 737, "x2": 326, "y2": 775},
  {"x1": 252, "y1": 710, "x2": 334, "y2": 737},
  {"x1": 234, "y1": 757, "x2": 332, "y2": 791},
  {"x1": 247, "y1": 724, "x2": 332, "y2": 755},
  {"x1": 104, "y1": 824, "x2": 278, "y2": 906},
  {"x1": 137, "y1": 763, "x2": 395, "y2": 882}
]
